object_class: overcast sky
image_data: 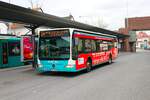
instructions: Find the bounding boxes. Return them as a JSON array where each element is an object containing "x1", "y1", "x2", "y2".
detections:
[{"x1": 1, "y1": 0, "x2": 150, "y2": 30}]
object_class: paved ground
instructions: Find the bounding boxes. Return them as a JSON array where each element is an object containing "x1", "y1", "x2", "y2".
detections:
[{"x1": 0, "y1": 51, "x2": 150, "y2": 100}]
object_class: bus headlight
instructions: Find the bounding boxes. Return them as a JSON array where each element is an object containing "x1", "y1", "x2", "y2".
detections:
[
  {"x1": 66, "y1": 60, "x2": 75, "y2": 68},
  {"x1": 37, "y1": 59, "x2": 42, "y2": 68},
  {"x1": 38, "y1": 64, "x2": 43, "y2": 68}
]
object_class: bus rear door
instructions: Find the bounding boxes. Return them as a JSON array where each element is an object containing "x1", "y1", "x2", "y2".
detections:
[{"x1": 2, "y1": 42, "x2": 8, "y2": 65}]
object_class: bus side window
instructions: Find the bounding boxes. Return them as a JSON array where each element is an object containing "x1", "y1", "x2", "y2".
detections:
[
  {"x1": 101, "y1": 41, "x2": 108, "y2": 52},
  {"x1": 114, "y1": 42, "x2": 118, "y2": 48},
  {"x1": 84, "y1": 39, "x2": 92, "y2": 53},
  {"x1": 96, "y1": 40, "x2": 102, "y2": 52},
  {"x1": 77, "y1": 38, "x2": 84, "y2": 53},
  {"x1": 108, "y1": 41, "x2": 113, "y2": 50},
  {"x1": 91, "y1": 40, "x2": 96, "y2": 52}
]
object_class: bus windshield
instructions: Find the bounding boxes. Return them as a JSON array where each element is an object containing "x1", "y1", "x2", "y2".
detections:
[{"x1": 39, "y1": 30, "x2": 70, "y2": 60}]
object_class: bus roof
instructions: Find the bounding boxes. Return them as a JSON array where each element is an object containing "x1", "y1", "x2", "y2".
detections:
[{"x1": 72, "y1": 28, "x2": 117, "y2": 38}]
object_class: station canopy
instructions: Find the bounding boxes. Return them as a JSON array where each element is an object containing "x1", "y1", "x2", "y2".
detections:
[{"x1": 0, "y1": 1, "x2": 128, "y2": 38}]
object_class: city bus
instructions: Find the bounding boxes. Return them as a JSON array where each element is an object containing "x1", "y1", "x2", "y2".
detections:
[{"x1": 37, "y1": 28, "x2": 118, "y2": 72}]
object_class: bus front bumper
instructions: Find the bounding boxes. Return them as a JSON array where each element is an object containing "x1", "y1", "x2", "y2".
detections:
[{"x1": 36, "y1": 60, "x2": 78, "y2": 72}]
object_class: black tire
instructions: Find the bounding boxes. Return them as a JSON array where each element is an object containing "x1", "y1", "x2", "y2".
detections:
[{"x1": 86, "y1": 60, "x2": 92, "y2": 72}]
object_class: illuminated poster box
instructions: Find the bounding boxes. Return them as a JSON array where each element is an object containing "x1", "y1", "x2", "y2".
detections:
[{"x1": 21, "y1": 36, "x2": 34, "y2": 62}]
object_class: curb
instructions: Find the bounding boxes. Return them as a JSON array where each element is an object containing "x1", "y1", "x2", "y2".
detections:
[{"x1": 0, "y1": 65, "x2": 32, "y2": 72}]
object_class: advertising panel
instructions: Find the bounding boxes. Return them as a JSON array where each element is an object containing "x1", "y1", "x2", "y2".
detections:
[{"x1": 21, "y1": 36, "x2": 34, "y2": 62}]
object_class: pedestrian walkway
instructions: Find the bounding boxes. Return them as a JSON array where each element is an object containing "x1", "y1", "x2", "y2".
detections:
[{"x1": 0, "y1": 65, "x2": 32, "y2": 72}]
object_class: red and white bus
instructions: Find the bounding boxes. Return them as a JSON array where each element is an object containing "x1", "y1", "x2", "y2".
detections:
[{"x1": 37, "y1": 28, "x2": 118, "y2": 72}]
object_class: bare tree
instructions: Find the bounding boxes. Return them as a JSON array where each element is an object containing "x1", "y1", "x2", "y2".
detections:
[
  {"x1": 94, "y1": 18, "x2": 108, "y2": 28},
  {"x1": 78, "y1": 16, "x2": 108, "y2": 28}
]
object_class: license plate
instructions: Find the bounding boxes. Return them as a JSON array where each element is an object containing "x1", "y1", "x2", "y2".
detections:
[{"x1": 51, "y1": 68, "x2": 56, "y2": 71}]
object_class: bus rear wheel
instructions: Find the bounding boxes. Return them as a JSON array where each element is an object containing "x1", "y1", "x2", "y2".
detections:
[
  {"x1": 86, "y1": 60, "x2": 92, "y2": 72},
  {"x1": 108, "y1": 56, "x2": 112, "y2": 64}
]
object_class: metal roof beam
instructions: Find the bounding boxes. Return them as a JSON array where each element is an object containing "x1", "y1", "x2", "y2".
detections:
[{"x1": 0, "y1": 1, "x2": 128, "y2": 38}]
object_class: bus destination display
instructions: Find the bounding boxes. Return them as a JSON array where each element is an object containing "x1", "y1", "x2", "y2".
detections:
[{"x1": 40, "y1": 30, "x2": 69, "y2": 37}]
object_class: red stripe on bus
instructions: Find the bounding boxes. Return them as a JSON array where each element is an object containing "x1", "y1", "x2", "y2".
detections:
[{"x1": 73, "y1": 34, "x2": 113, "y2": 41}]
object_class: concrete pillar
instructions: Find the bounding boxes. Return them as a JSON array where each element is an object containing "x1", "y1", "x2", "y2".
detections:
[{"x1": 123, "y1": 38, "x2": 130, "y2": 52}]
